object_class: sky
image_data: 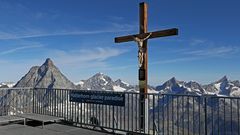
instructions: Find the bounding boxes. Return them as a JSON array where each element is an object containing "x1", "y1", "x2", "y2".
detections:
[{"x1": 0, "y1": 0, "x2": 239, "y2": 86}]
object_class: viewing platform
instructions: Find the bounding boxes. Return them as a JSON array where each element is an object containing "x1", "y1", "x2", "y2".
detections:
[
  {"x1": 0, "y1": 123, "x2": 110, "y2": 135},
  {"x1": 1, "y1": 87, "x2": 240, "y2": 135}
]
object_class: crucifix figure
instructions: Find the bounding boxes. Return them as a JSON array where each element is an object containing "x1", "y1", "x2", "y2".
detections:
[
  {"x1": 134, "y1": 33, "x2": 152, "y2": 67},
  {"x1": 114, "y1": 2, "x2": 178, "y2": 132}
]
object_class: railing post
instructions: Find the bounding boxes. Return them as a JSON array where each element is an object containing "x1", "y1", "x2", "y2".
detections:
[
  {"x1": 32, "y1": 88, "x2": 35, "y2": 113},
  {"x1": 112, "y1": 105, "x2": 115, "y2": 133},
  {"x1": 55, "y1": 89, "x2": 57, "y2": 116},
  {"x1": 204, "y1": 96, "x2": 207, "y2": 135},
  {"x1": 145, "y1": 96, "x2": 148, "y2": 133}
]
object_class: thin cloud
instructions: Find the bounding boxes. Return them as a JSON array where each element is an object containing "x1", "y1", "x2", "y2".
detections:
[
  {"x1": 100, "y1": 57, "x2": 201, "y2": 71},
  {"x1": 148, "y1": 46, "x2": 239, "y2": 66},
  {"x1": 190, "y1": 39, "x2": 206, "y2": 46},
  {"x1": 0, "y1": 44, "x2": 43, "y2": 55},
  {"x1": 50, "y1": 47, "x2": 128, "y2": 67},
  {"x1": 184, "y1": 46, "x2": 239, "y2": 57},
  {"x1": 150, "y1": 46, "x2": 239, "y2": 65},
  {"x1": 0, "y1": 22, "x2": 137, "y2": 40},
  {"x1": 150, "y1": 57, "x2": 201, "y2": 65},
  {"x1": 0, "y1": 47, "x2": 128, "y2": 81},
  {"x1": 107, "y1": 16, "x2": 125, "y2": 21},
  {"x1": 0, "y1": 29, "x2": 121, "y2": 40}
]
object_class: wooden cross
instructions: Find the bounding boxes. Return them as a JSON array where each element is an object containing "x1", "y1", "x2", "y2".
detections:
[{"x1": 114, "y1": 2, "x2": 178, "y2": 132}]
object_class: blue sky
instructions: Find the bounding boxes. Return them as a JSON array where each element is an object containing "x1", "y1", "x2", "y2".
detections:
[{"x1": 0, "y1": 0, "x2": 239, "y2": 85}]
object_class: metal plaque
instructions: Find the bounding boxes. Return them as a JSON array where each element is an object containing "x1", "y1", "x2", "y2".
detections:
[{"x1": 70, "y1": 91, "x2": 125, "y2": 106}]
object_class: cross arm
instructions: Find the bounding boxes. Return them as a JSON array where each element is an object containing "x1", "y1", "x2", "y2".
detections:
[{"x1": 114, "y1": 28, "x2": 178, "y2": 43}]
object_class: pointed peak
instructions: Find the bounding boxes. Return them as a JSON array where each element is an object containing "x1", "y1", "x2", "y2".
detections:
[
  {"x1": 222, "y1": 75, "x2": 228, "y2": 80},
  {"x1": 217, "y1": 75, "x2": 228, "y2": 83},
  {"x1": 162, "y1": 77, "x2": 178, "y2": 85},
  {"x1": 43, "y1": 58, "x2": 54, "y2": 67},
  {"x1": 169, "y1": 77, "x2": 177, "y2": 82},
  {"x1": 95, "y1": 72, "x2": 105, "y2": 76},
  {"x1": 115, "y1": 79, "x2": 122, "y2": 82},
  {"x1": 162, "y1": 77, "x2": 186, "y2": 87},
  {"x1": 186, "y1": 81, "x2": 201, "y2": 87},
  {"x1": 91, "y1": 72, "x2": 110, "y2": 80},
  {"x1": 115, "y1": 79, "x2": 129, "y2": 85}
]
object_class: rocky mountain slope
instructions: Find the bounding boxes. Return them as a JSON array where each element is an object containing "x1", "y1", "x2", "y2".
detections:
[
  {"x1": 203, "y1": 76, "x2": 240, "y2": 96},
  {"x1": 76, "y1": 72, "x2": 135, "y2": 91},
  {"x1": 14, "y1": 58, "x2": 76, "y2": 89}
]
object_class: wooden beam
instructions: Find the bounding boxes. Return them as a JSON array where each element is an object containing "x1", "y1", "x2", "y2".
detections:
[
  {"x1": 140, "y1": 2, "x2": 148, "y2": 96},
  {"x1": 140, "y1": 2, "x2": 148, "y2": 34},
  {"x1": 115, "y1": 28, "x2": 178, "y2": 43}
]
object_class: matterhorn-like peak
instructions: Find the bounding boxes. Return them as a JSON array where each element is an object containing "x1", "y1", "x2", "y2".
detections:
[
  {"x1": 216, "y1": 75, "x2": 229, "y2": 84},
  {"x1": 169, "y1": 77, "x2": 177, "y2": 83},
  {"x1": 43, "y1": 58, "x2": 54, "y2": 67}
]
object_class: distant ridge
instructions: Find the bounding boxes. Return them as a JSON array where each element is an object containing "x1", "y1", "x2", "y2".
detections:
[{"x1": 156, "y1": 76, "x2": 240, "y2": 96}]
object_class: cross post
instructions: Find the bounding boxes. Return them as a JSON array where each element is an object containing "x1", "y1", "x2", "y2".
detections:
[{"x1": 114, "y1": 2, "x2": 178, "y2": 133}]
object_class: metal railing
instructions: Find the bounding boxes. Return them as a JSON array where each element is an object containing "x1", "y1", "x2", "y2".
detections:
[
  {"x1": 0, "y1": 88, "x2": 33, "y2": 116},
  {"x1": 1, "y1": 88, "x2": 240, "y2": 135}
]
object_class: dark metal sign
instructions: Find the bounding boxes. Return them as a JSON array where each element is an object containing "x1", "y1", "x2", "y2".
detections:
[{"x1": 70, "y1": 91, "x2": 125, "y2": 106}]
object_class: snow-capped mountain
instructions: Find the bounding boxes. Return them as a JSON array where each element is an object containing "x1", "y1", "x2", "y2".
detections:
[
  {"x1": 79, "y1": 73, "x2": 115, "y2": 90},
  {"x1": 156, "y1": 76, "x2": 240, "y2": 96},
  {"x1": 156, "y1": 77, "x2": 205, "y2": 95},
  {"x1": 114, "y1": 79, "x2": 131, "y2": 89},
  {"x1": 0, "y1": 82, "x2": 15, "y2": 88},
  {"x1": 76, "y1": 73, "x2": 135, "y2": 92},
  {"x1": 74, "y1": 80, "x2": 84, "y2": 86},
  {"x1": 232, "y1": 80, "x2": 240, "y2": 87},
  {"x1": 113, "y1": 79, "x2": 134, "y2": 92},
  {"x1": 203, "y1": 76, "x2": 240, "y2": 96},
  {"x1": 185, "y1": 81, "x2": 206, "y2": 94},
  {"x1": 203, "y1": 76, "x2": 229, "y2": 94},
  {"x1": 156, "y1": 77, "x2": 186, "y2": 94},
  {"x1": 75, "y1": 73, "x2": 159, "y2": 92}
]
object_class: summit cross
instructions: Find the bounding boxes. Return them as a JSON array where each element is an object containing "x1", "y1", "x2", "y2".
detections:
[{"x1": 114, "y1": 2, "x2": 178, "y2": 132}]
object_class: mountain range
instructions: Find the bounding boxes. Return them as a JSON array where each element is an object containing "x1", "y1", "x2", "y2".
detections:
[
  {"x1": 3, "y1": 58, "x2": 239, "y2": 97},
  {"x1": 156, "y1": 76, "x2": 240, "y2": 96}
]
